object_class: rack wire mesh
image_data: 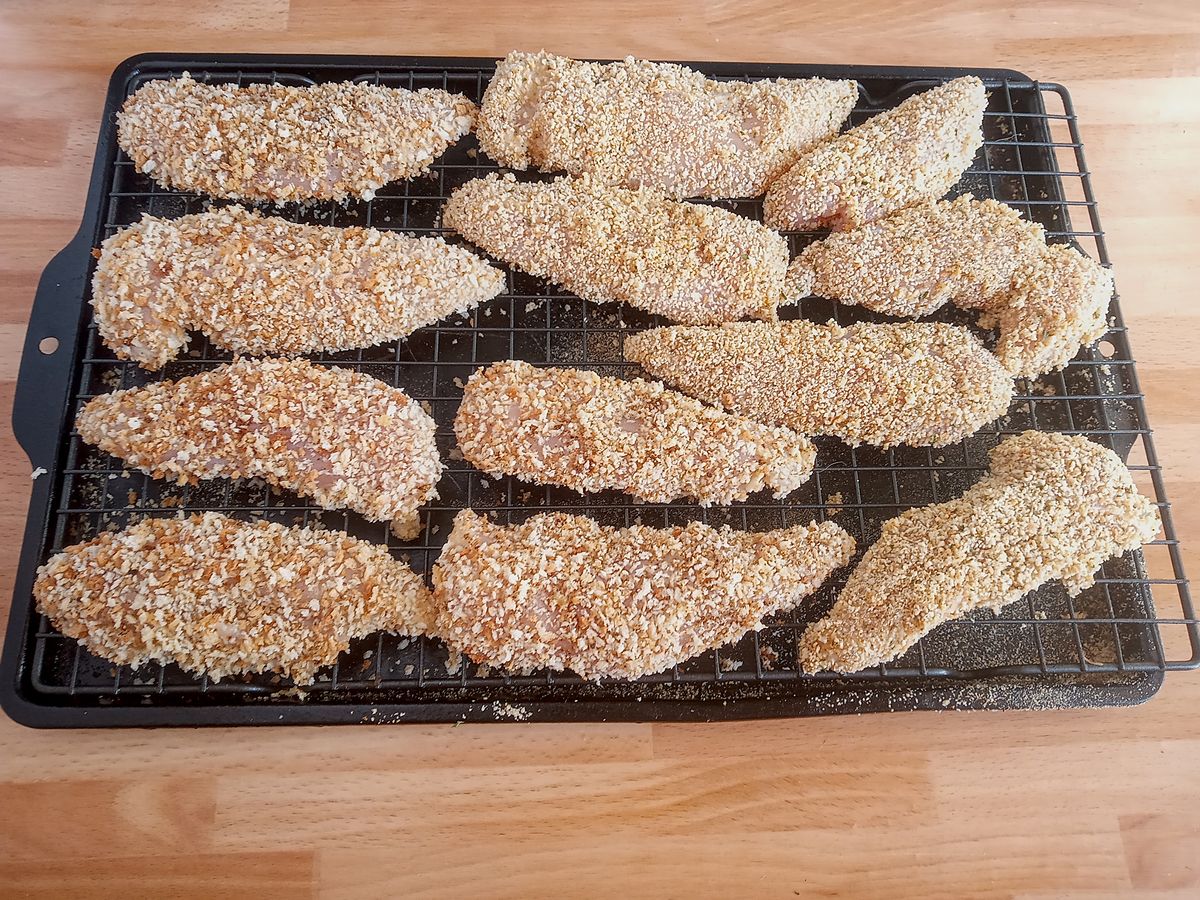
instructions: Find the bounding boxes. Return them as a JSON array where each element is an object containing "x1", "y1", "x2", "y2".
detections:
[{"x1": 16, "y1": 59, "x2": 1199, "y2": 717}]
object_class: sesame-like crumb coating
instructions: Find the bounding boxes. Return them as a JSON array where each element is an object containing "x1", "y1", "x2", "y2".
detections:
[
  {"x1": 455, "y1": 360, "x2": 816, "y2": 505},
  {"x1": 798, "y1": 431, "x2": 1160, "y2": 673},
  {"x1": 117, "y1": 73, "x2": 476, "y2": 202},
  {"x1": 763, "y1": 76, "x2": 986, "y2": 231},
  {"x1": 477, "y1": 51, "x2": 858, "y2": 199},
  {"x1": 788, "y1": 196, "x2": 1114, "y2": 376},
  {"x1": 76, "y1": 358, "x2": 442, "y2": 539},
  {"x1": 92, "y1": 205, "x2": 506, "y2": 370},
  {"x1": 433, "y1": 509, "x2": 855, "y2": 680},
  {"x1": 985, "y1": 244, "x2": 1114, "y2": 378},
  {"x1": 790, "y1": 195, "x2": 1047, "y2": 316},
  {"x1": 36, "y1": 512, "x2": 433, "y2": 684},
  {"x1": 443, "y1": 173, "x2": 789, "y2": 324},
  {"x1": 625, "y1": 321, "x2": 1013, "y2": 448}
]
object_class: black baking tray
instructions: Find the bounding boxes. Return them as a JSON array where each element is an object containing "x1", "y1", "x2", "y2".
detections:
[{"x1": 3, "y1": 53, "x2": 1196, "y2": 727}]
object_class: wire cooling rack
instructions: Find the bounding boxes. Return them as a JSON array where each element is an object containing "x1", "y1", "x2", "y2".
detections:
[{"x1": 2, "y1": 55, "x2": 1195, "y2": 726}]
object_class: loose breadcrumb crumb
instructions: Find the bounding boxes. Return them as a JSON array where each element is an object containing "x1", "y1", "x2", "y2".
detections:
[
  {"x1": 35, "y1": 512, "x2": 433, "y2": 684},
  {"x1": 432, "y1": 509, "x2": 854, "y2": 679},
  {"x1": 798, "y1": 431, "x2": 1160, "y2": 673},
  {"x1": 625, "y1": 321, "x2": 1013, "y2": 448},
  {"x1": 75, "y1": 358, "x2": 442, "y2": 539},
  {"x1": 478, "y1": 51, "x2": 857, "y2": 198},
  {"x1": 764, "y1": 76, "x2": 986, "y2": 231},
  {"x1": 92, "y1": 205, "x2": 505, "y2": 370},
  {"x1": 455, "y1": 359, "x2": 816, "y2": 505},
  {"x1": 443, "y1": 173, "x2": 789, "y2": 324},
  {"x1": 117, "y1": 73, "x2": 475, "y2": 202}
]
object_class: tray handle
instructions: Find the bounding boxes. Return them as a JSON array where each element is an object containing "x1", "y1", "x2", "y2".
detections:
[{"x1": 12, "y1": 230, "x2": 94, "y2": 467}]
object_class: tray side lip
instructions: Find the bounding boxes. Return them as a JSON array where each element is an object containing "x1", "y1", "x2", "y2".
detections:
[
  {"x1": 0, "y1": 53, "x2": 145, "y2": 730},
  {"x1": 0, "y1": 52, "x2": 1171, "y2": 728}
]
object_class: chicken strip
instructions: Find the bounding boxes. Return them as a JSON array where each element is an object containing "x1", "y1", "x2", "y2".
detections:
[
  {"x1": 433, "y1": 509, "x2": 855, "y2": 680},
  {"x1": 93, "y1": 205, "x2": 506, "y2": 370},
  {"x1": 118, "y1": 73, "x2": 475, "y2": 202},
  {"x1": 763, "y1": 76, "x2": 986, "y2": 231},
  {"x1": 442, "y1": 173, "x2": 790, "y2": 324},
  {"x1": 478, "y1": 51, "x2": 858, "y2": 199},
  {"x1": 75, "y1": 358, "x2": 442, "y2": 539},
  {"x1": 35, "y1": 512, "x2": 433, "y2": 684},
  {"x1": 455, "y1": 360, "x2": 816, "y2": 505},
  {"x1": 984, "y1": 243, "x2": 1114, "y2": 378},
  {"x1": 787, "y1": 196, "x2": 1114, "y2": 377},
  {"x1": 625, "y1": 321, "x2": 1013, "y2": 448},
  {"x1": 798, "y1": 431, "x2": 1159, "y2": 674}
]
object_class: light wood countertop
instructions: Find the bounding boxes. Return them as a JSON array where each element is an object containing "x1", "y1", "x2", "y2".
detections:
[{"x1": 1, "y1": 2, "x2": 1197, "y2": 896}]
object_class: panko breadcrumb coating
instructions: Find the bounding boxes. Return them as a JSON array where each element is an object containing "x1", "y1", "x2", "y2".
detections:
[
  {"x1": 788, "y1": 196, "x2": 1115, "y2": 376},
  {"x1": 477, "y1": 51, "x2": 858, "y2": 199},
  {"x1": 798, "y1": 431, "x2": 1160, "y2": 673},
  {"x1": 984, "y1": 243, "x2": 1114, "y2": 378},
  {"x1": 432, "y1": 509, "x2": 855, "y2": 680},
  {"x1": 76, "y1": 358, "x2": 442, "y2": 539},
  {"x1": 763, "y1": 76, "x2": 986, "y2": 231},
  {"x1": 789, "y1": 195, "x2": 1047, "y2": 316},
  {"x1": 35, "y1": 512, "x2": 433, "y2": 684},
  {"x1": 455, "y1": 360, "x2": 816, "y2": 505},
  {"x1": 117, "y1": 73, "x2": 475, "y2": 202},
  {"x1": 92, "y1": 205, "x2": 506, "y2": 370},
  {"x1": 442, "y1": 173, "x2": 790, "y2": 324},
  {"x1": 625, "y1": 321, "x2": 1013, "y2": 448}
]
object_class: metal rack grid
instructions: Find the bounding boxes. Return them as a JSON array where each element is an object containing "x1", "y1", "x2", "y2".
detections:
[{"x1": 19, "y1": 60, "x2": 1199, "y2": 711}]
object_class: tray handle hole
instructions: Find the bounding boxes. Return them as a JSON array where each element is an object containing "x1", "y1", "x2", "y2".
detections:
[{"x1": 38, "y1": 336, "x2": 59, "y2": 355}]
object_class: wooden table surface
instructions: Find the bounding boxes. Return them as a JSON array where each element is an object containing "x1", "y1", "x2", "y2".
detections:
[{"x1": 1, "y1": 2, "x2": 1197, "y2": 897}]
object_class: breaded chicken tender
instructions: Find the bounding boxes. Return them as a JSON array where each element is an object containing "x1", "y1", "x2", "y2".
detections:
[
  {"x1": 764, "y1": 76, "x2": 986, "y2": 231},
  {"x1": 75, "y1": 358, "x2": 442, "y2": 539},
  {"x1": 117, "y1": 73, "x2": 475, "y2": 202},
  {"x1": 625, "y1": 321, "x2": 1013, "y2": 448},
  {"x1": 798, "y1": 432, "x2": 1159, "y2": 673},
  {"x1": 478, "y1": 51, "x2": 858, "y2": 198},
  {"x1": 442, "y1": 173, "x2": 791, "y2": 324},
  {"x1": 788, "y1": 196, "x2": 1114, "y2": 376},
  {"x1": 35, "y1": 512, "x2": 434, "y2": 684},
  {"x1": 455, "y1": 360, "x2": 816, "y2": 505},
  {"x1": 433, "y1": 509, "x2": 855, "y2": 680},
  {"x1": 92, "y1": 205, "x2": 506, "y2": 370}
]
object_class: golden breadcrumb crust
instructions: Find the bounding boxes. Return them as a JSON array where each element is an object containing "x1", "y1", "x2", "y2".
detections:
[
  {"x1": 92, "y1": 205, "x2": 505, "y2": 370},
  {"x1": 625, "y1": 320, "x2": 1013, "y2": 448},
  {"x1": 117, "y1": 73, "x2": 475, "y2": 202},
  {"x1": 35, "y1": 512, "x2": 433, "y2": 684},
  {"x1": 443, "y1": 172, "x2": 789, "y2": 323},
  {"x1": 454, "y1": 359, "x2": 816, "y2": 505},
  {"x1": 763, "y1": 76, "x2": 986, "y2": 231},
  {"x1": 788, "y1": 195, "x2": 1114, "y2": 376},
  {"x1": 478, "y1": 50, "x2": 858, "y2": 198},
  {"x1": 798, "y1": 431, "x2": 1160, "y2": 673},
  {"x1": 432, "y1": 509, "x2": 855, "y2": 679},
  {"x1": 76, "y1": 358, "x2": 442, "y2": 539}
]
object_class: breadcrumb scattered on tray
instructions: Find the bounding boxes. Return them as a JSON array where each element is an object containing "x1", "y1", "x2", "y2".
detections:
[
  {"x1": 75, "y1": 357, "x2": 442, "y2": 539},
  {"x1": 92, "y1": 205, "x2": 505, "y2": 370},
  {"x1": 455, "y1": 359, "x2": 816, "y2": 505},
  {"x1": 798, "y1": 431, "x2": 1160, "y2": 673},
  {"x1": 478, "y1": 50, "x2": 858, "y2": 198},
  {"x1": 432, "y1": 509, "x2": 854, "y2": 680},
  {"x1": 443, "y1": 172, "x2": 790, "y2": 324},
  {"x1": 117, "y1": 73, "x2": 475, "y2": 202},
  {"x1": 764, "y1": 76, "x2": 986, "y2": 231},
  {"x1": 35, "y1": 512, "x2": 433, "y2": 684},
  {"x1": 625, "y1": 320, "x2": 1013, "y2": 448}
]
